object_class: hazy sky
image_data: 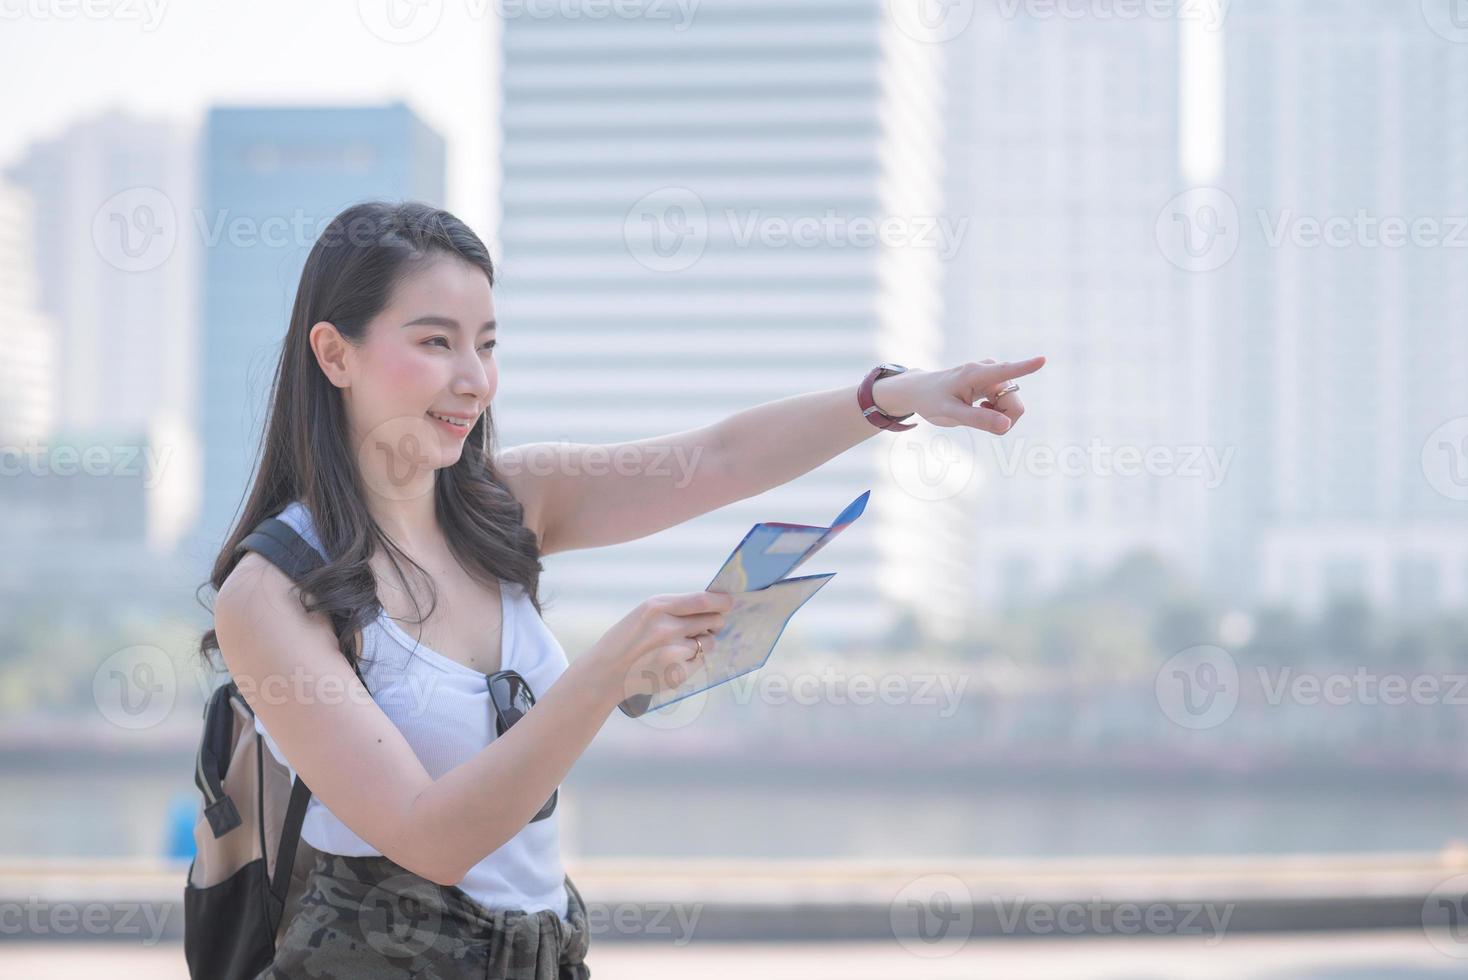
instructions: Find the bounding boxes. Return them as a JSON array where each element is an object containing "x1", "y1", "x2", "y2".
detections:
[{"x1": 0, "y1": 0, "x2": 500, "y2": 239}]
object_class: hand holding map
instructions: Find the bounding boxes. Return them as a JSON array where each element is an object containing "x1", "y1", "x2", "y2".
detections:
[{"x1": 617, "y1": 490, "x2": 870, "y2": 718}]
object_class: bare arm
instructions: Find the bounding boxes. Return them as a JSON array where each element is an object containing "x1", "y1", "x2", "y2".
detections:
[
  {"x1": 496, "y1": 370, "x2": 920, "y2": 556},
  {"x1": 214, "y1": 553, "x2": 626, "y2": 885},
  {"x1": 499, "y1": 359, "x2": 1041, "y2": 557},
  {"x1": 698, "y1": 371, "x2": 915, "y2": 503}
]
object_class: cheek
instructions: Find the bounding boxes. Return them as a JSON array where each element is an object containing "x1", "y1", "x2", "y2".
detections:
[{"x1": 373, "y1": 346, "x2": 438, "y2": 401}]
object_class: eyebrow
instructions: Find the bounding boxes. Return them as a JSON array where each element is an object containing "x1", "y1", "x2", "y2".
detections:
[{"x1": 401, "y1": 315, "x2": 496, "y2": 333}]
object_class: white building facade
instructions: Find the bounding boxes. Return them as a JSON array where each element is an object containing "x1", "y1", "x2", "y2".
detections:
[{"x1": 496, "y1": 0, "x2": 967, "y2": 647}]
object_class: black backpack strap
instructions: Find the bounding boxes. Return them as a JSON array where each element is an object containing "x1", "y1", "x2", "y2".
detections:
[
  {"x1": 236, "y1": 516, "x2": 327, "y2": 583},
  {"x1": 237, "y1": 512, "x2": 369, "y2": 688},
  {"x1": 196, "y1": 681, "x2": 245, "y2": 838},
  {"x1": 232, "y1": 511, "x2": 325, "y2": 865},
  {"x1": 232, "y1": 510, "x2": 379, "y2": 924},
  {"x1": 269, "y1": 775, "x2": 313, "y2": 918}
]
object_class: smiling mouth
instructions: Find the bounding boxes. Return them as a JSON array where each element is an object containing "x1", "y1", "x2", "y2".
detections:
[{"x1": 426, "y1": 411, "x2": 472, "y2": 429}]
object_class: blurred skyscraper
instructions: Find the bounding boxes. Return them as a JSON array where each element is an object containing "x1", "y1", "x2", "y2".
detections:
[
  {"x1": 946, "y1": 8, "x2": 1206, "y2": 608},
  {"x1": 3, "y1": 110, "x2": 196, "y2": 441},
  {"x1": 0, "y1": 182, "x2": 55, "y2": 444},
  {"x1": 2, "y1": 111, "x2": 199, "y2": 599},
  {"x1": 191, "y1": 103, "x2": 446, "y2": 567},
  {"x1": 1212, "y1": 0, "x2": 1468, "y2": 613},
  {"x1": 495, "y1": 0, "x2": 965, "y2": 646}
]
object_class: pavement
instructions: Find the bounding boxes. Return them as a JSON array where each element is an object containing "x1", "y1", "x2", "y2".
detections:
[
  {"x1": 7, "y1": 851, "x2": 1468, "y2": 977},
  {"x1": 2, "y1": 931, "x2": 1465, "y2": 979}
]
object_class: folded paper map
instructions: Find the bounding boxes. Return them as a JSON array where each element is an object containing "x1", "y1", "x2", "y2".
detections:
[{"x1": 617, "y1": 490, "x2": 870, "y2": 717}]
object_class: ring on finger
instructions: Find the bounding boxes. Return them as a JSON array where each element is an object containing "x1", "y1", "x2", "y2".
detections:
[
  {"x1": 694, "y1": 635, "x2": 703, "y2": 657},
  {"x1": 990, "y1": 382, "x2": 1020, "y2": 402}
]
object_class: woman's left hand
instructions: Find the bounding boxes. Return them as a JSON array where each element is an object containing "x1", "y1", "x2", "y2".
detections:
[{"x1": 874, "y1": 356, "x2": 1046, "y2": 434}]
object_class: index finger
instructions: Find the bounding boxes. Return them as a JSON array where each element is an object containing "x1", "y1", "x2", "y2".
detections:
[
  {"x1": 971, "y1": 355, "x2": 1046, "y2": 386},
  {"x1": 663, "y1": 591, "x2": 734, "y2": 615}
]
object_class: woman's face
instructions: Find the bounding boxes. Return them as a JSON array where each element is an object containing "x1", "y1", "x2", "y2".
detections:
[{"x1": 336, "y1": 254, "x2": 498, "y2": 486}]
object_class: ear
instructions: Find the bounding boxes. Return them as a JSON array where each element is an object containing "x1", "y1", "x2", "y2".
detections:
[{"x1": 309, "y1": 321, "x2": 353, "y2": 389}]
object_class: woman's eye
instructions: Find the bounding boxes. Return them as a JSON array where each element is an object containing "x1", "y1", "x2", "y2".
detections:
[{"x1": 424, "y1": 337, "x2": 495, "y2": 352}]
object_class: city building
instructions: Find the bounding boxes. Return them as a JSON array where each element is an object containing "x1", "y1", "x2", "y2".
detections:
[
  {"x1": 1213, "y1": 0, "x2": 1468, "y2": 613},
  {"x1": 946, "y1": 7, "x2": 1207, "y2": 611},
  {"x1": 191, "y1": 102, "x2": 446, "y2": 568},
  {"x1": 496, "y1": 0, "x2": 964, "y2": 647}
]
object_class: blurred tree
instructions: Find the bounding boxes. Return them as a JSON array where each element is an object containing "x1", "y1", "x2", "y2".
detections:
[
  {"x1": 1317, "y1": 594, "x2": 1377, "y2": 666},
  {"x1": 1088, "y1": 550, "x2": 1180, "y2": 609},
  {"x1": 1151, "y1": 598, "x2": 1215, "y2": 655},
  {"x1": 1243, "y1": 604, "x2": 1309, "y2": 667}
]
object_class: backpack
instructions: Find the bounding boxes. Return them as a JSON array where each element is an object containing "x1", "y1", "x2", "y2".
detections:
[{"x1": 183, "y1": 514, "x2": 332, "y2": 979}]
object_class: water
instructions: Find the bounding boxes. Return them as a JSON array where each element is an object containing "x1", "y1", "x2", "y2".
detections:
[{"x1": 6, "y1": 756, "x2": 1468, "y2": 860}]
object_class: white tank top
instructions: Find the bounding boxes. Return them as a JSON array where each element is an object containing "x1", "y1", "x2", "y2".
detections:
[{"x1": 250, "y1": 499, "x2": 571, "y2": 920}]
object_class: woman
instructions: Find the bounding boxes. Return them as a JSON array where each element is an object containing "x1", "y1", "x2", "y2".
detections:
[{"x1": 197, "y1": 200, "x2": 1042, "y2": 977}]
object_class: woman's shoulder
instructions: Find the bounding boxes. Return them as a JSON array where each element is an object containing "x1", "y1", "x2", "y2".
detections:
[
  {"x1": 215, "y1": 512, "x2": 357, "y2": 673},
  {"x1": 214, "y1": 551, "x2": 311, "y2": 665},
  {"x1": 217, "y1": 500, "x2": 324, "y2": 606}
]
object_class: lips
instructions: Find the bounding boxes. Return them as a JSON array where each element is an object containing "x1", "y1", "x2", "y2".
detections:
[{"x1": 426, "y1": 410, "x2": 474, "y2": 431}]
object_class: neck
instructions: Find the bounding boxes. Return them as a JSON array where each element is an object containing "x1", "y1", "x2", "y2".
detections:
[
  {"x1": 347, "y1": 404, "x2": 448, "y2": 555},
  {"x1": 361, "y1": 472, "x2": 441, "y2": 555}
]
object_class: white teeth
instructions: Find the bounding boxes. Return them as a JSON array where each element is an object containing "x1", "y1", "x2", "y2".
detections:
[{"x1": 428, "y1": 412, "x2": 468, "y2": 427}]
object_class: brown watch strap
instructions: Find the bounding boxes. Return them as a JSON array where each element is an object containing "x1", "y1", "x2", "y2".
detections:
[{"x1": 858, "y1": 365, "x2": 916, "y2": 431}]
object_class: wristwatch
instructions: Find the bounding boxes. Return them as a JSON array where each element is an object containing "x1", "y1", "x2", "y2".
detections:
[{"x1": 858, "y1": 363, "x2": 916, "y2": 431}]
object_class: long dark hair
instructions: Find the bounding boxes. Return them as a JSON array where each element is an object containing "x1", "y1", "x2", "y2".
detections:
[{"x1": 196, "y1": 200, "x2": 544, "y2": 677}]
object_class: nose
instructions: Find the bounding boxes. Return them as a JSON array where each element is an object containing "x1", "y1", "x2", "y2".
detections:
[{"x1": 451, "y1": 344, "x2": 495, "y2": 406}]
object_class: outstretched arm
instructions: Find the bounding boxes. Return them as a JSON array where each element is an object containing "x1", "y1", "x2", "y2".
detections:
[{"x1": 498, "y1": 357, "x2": 1045, "y2": 556}]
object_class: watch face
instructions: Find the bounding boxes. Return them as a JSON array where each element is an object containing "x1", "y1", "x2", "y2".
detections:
[{"x1": 878, "y1": 362, "x2": 907, "y2": 374}]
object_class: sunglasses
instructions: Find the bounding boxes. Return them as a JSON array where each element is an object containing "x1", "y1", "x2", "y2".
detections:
[{"x1": 486, "y1": 669, "x2": 557, "y2": 823}]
